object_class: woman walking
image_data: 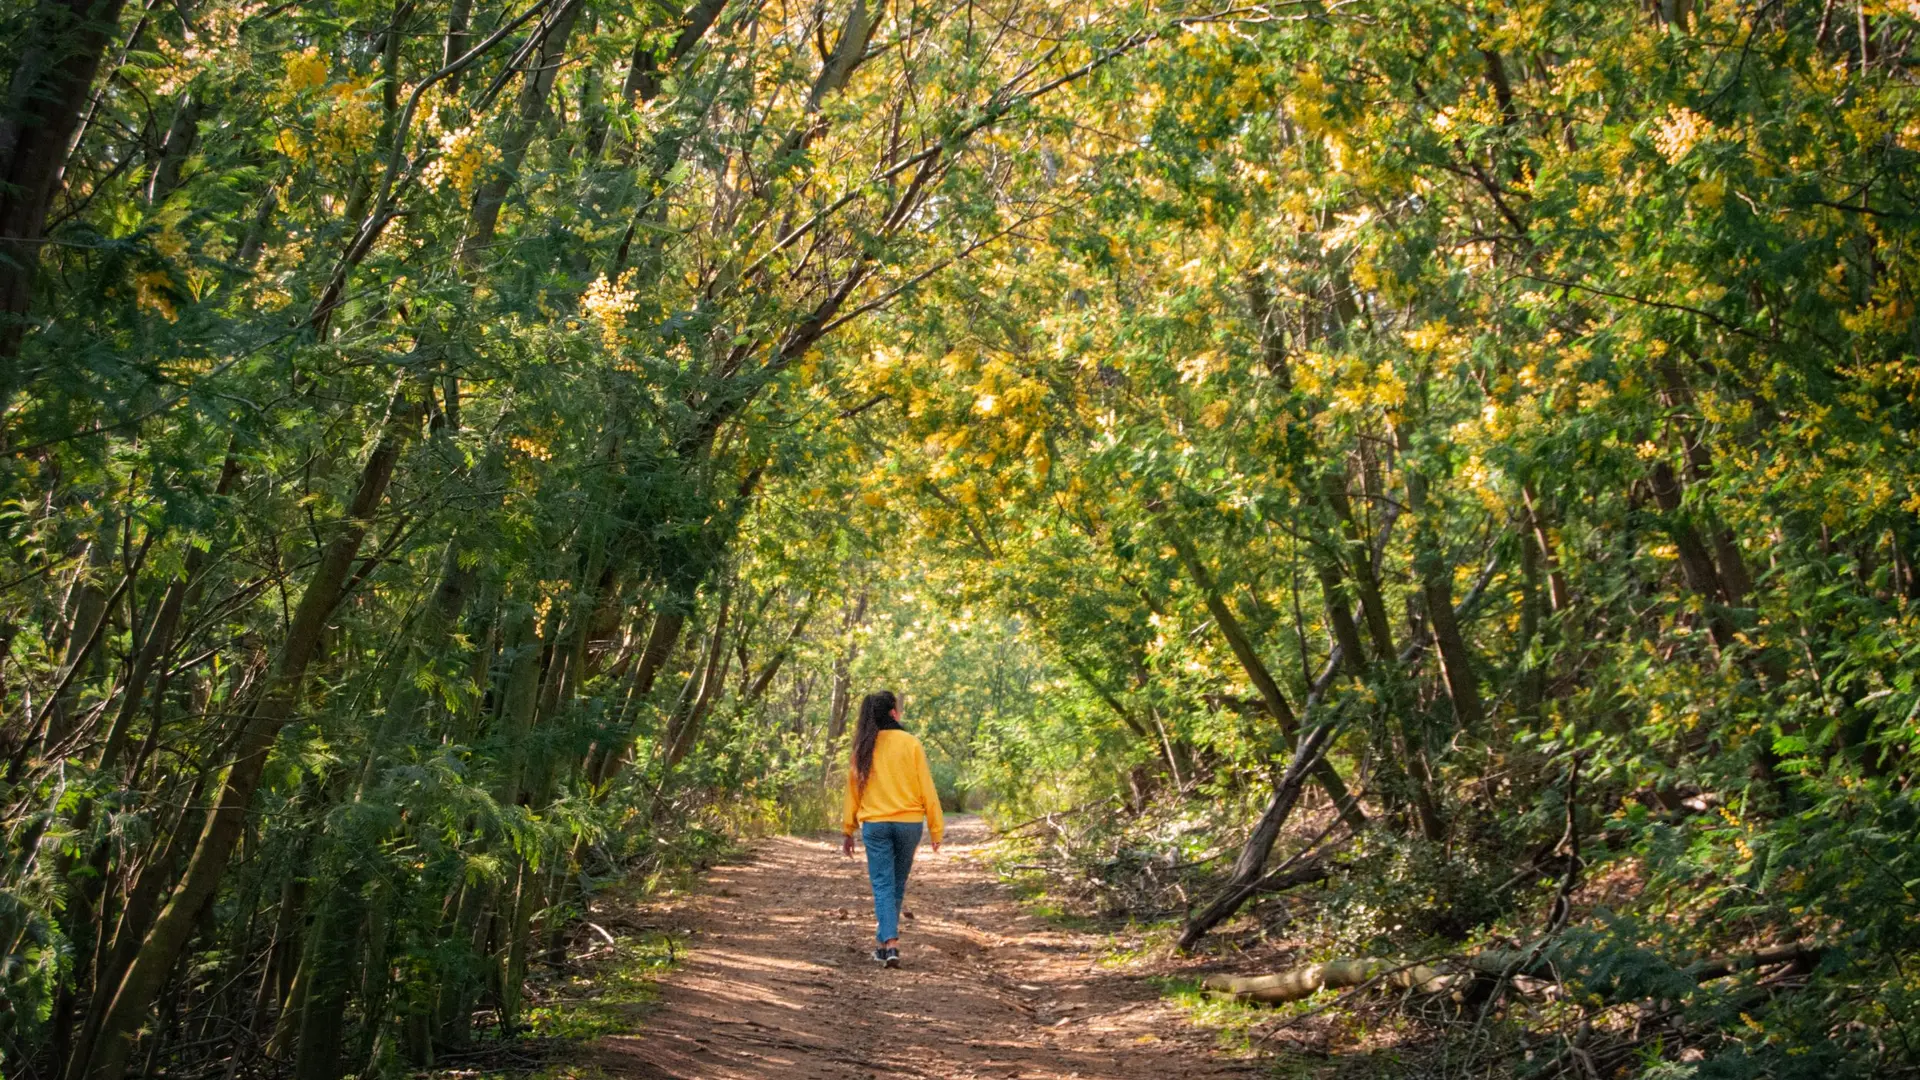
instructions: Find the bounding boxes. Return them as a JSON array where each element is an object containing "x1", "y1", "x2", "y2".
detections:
[{"x1": 840, "y1": 690, "x2": 943, "y2": 967}]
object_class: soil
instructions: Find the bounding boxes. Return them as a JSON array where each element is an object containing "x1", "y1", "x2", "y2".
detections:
[{"x1": 588, "y1": 815, "x2": 1260, "y2": 1079}]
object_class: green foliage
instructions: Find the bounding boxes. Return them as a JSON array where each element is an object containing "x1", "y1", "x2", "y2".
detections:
[
  {"x1": 519, "y1": 931, "x2": 679, "y2": 1042},
  {"x1": 1312, "y1": 833, "x2": 1508, "y2": 956},
  {"x1": 1158, "y1": 975, "x2": 1267, "y2": 1055},
  {"x1": 3, "y1": 0, "x2": 1918, "y2": 1075}
]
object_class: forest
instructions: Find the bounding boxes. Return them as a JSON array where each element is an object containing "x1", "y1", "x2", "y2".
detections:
[{"x1": 1, "y1": 0, "x2": 1916, "y2": 1076}]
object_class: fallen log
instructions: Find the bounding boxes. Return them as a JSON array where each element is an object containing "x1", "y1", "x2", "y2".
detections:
[
  {"x1": 1686, "y1": 941, "x2": 1821, "y2": 982},
  {"x1": 1204, "y1": 959, "x2": 1456, "y2": 1004},
  {"x1": 1466, "y1": 939, "x2": 1821, "y2": 983},
  {"x1": 1202, "y1": 941, "x2": 1819, "y2": 1007}
]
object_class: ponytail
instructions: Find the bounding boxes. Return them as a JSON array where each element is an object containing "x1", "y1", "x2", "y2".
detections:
[{"x1": 850, "y1": 690, "x2": 897, "y2": 791}]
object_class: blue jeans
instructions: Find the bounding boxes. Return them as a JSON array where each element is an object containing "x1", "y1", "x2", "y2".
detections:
[{"x1": 860, "y1": 820, "x2": 922, "y2": 943}]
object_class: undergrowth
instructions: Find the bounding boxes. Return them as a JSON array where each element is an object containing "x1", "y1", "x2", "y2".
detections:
[
  {"x1": 416, "y1": 832, "x2": 737, "y2": 1080},
  {"x1": 988, "y1": 790, "x2": 1897, "y2": 1080}
]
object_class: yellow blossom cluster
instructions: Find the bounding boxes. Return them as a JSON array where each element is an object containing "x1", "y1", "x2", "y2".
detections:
[
  {"x1": 532, "y1": 579, "x2": 572, "y2": 625},
  {"x1": 134, "y1": 270, "x2": 178, "y2": 321},
  {"x1": 422, "y1": 125, "x2": 486, "y2": 195},
  {"x1": 1175, "y1": 351, "x2": 1222, "y2": 386},
  {"x1": 1717, "y1": 806, "x2": 1755, "y2": 861},
  {"x1": 152, "y1": 36, "x2": 217, "y2": 97},
  {"x1": 1652, "y1": 105, "x2": 1712, "y2": 164},
  {"x1": 283, "y1": 47, "x2": 329, "y2": 95},
  {"x1": 272, "y1": 49, "x2": 380, "y2": 166},
  {"x1": 509, "y1": 434, "x2": 553, "y2": 461},
  {"x1": 581, "y1": 270, "x2": 640, "y2": 351}
]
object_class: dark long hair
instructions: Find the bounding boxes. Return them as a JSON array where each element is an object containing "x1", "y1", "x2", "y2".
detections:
[{"x1": 851, "y1": 690, "x2": 897, "y2": 791}]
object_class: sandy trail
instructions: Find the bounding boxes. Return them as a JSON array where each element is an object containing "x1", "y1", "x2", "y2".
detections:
[{"x1": 589, "y1": 815, "x2": 1255, "y2": 1079}]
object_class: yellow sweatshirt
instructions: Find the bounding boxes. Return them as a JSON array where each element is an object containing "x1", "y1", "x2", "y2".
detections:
[{"x1": 842, "y1": 729, "x2": 944, "y2": 843}]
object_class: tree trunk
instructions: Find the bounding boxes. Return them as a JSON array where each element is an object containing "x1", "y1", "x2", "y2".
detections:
[
  {"x1": 591, "y1": 606, "x2": 686, "y2": 786},
  {"x1": 1163, "y1": 527, "x2": 1365, "y2": 830},
  {"x1": 460, "y1": 0, "x2": 582, "y2": 266},
  {"x1": 99, "y1": 451, "x2": 241, "y2": 775},
  {"x1": 1402, "y1": 449, "x2": 1485, "y2": 732},
  {"x1": 351, "y1": 881, "x2": 393, "y2": 1072},
  {"x1": 0, "y1": 0, "x2": 130, "y2": 381},
  {"x1": 1314, "y1": 561, "x2": 1369, "y2": 677},
  {"x1": 619, "y1": 0, "x2": 728, "y2": 106},
  {"x1": 665, "y1": 585, "x2": 731, "y2": 768},
  {"x1": 822, "y1": 591, "x2": 868, "y2": 777},
  {"x1": 1648, "y1": 460, "x2": 1736, "y2": 648},
  {"x1": 41, "y1": 522, "x2": 115, "y2": 752},
  {"x1": 497, "y1": 860, "x2": 538, "y2": 1031},
  {"x1": 441, "y1": 0, "x2": 472, "y2": 76},
  {"x1": 68, "y1": 772, "x2": 206, "y2": 1072},
  {"x1": 359, "y1": 534, "x2": 479, "y2": 790},
  {"x1": 740, "y1": 600, "x2": 813, "y2": 707},
  {"x1": 1180, "y1": 552, "x2": 1504, "y2": 951},
  {"x1": 1520, "y1": 485, "x2": 1571, "y2": 613},
  {"x1": 1420, "y1": 568, "x2": 1484, "y2": 730},
  {"x1": 144, "y1": 86, "x2": 203, "y2": 203},
  {"x1": 1204, "y1": 957, "x2": 1449, "y2": 1003},
  {"x1": 289, "y1": 875, "x2": 363, "y2": 1080},
  {"x1": 492, "y1": 604, "x2": 543, "y2": 803},
  {"x1": 432, "y1": 879, "x2": 491, "y2": 1049},
  {"x1": 1322, "y1": 474, "x2": 1398, "y2": 661},
  {"x1": 1177, "y1": 708, "x2": 1347, "y2": 951}
]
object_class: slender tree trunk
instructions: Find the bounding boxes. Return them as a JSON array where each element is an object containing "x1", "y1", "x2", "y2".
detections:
[
  {"x1": 288, "y1": 874, "x2": 362, "y2": 1080},
  {"x1": 1314, "y1": 561, "x2": 1368, "y2": 677},
  {"x1": 360, "y1": 535, "x2": 479, "y2": 789},
  {"x1": 741, "y1": 599, "x2": 813, "y2": 707},
  {"x1": 1521, "y1": 485, "x2": 1571, "y2": 614},
  {"x1": 0, "y1": 0, "x2": 131, "y2": 384},
  {"x1": 460, "y1": 0, "x2": 582, "y2": 266},
  {"x1": 498, "y1": 860, "x2": 538, "y2": 1031},
  {"x1": 592, "y1": 606, "x2": 685, "y2": 786},
  {"x1": 1163, "y1": 527, "x2": 1366, "y2": 829},
  {"x1": 1314, "y1": 545, "x2": 1442, "y2": 839},
  {"x1": 1648, "y1": 459, "x2": 1736, "y2": 648},
  {"x1": 441, "y1": 0, "x2": 472, "y2": 75},
  {"x1": 1059, "y1": 654, "x2": 1154, "y2": 743},
  {"x1": 42, "y1": 522, "x2": 115, "y2": 750},
  {"x1": 257, "y1": 860, "x2": 309, "y2": 1033},
  {"x1": 665, "y1": 585, "x2": 731, "y2": 768},
  {"x1": 822, "y1": 591, "x2": 867, "y2": 779},
  {"x1": 144, "y1": 86, "x2": 203, "y2": 204},
  {"x1": 99, "y1": 452, "x2": 242, "y2": 774},
  {"x1": 352, "y1": 881, "x2": 393, "y2": 1072},
  {"x1": 1177, "y1": 703, "x2": 1346, "y2": 951},
  {"x1": 1180, "y1": 550, "x2": 1505, "y2": 950},
  {"x1": 433, "y1": 880, "x2": 490, "y2": 1048},
  {"x1": 620, "y1": 0, "x2": 728, "y2": 106},
  {"x1": 1400, "y1": 445, "x2": 1485, "y2": 733},
  {"x1": 1420, "y1": 565, "x2": 1484, "y2": 729},
  {"x1": 492, "y1": 604, "x2": 543, "y2": 804},
  {"x1": 69, "y1": 771, "x2": 206, "y2": 1069},
  {"x1": 1322, "y1": 474, "x2": 1398, "y2": 662}
]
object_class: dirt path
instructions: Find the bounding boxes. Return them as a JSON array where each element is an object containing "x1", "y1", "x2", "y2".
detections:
[{"x1": 589, "y1": 816, "x2": 1256, "y2": 1079}]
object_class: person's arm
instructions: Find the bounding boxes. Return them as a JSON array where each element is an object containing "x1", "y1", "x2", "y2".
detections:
[
  {"x1": 916, "y1": 740, "x2": 944, "y2": 850},
  {"x1": 841, "y1": 766, "x2": 859, "y2": 856}
]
